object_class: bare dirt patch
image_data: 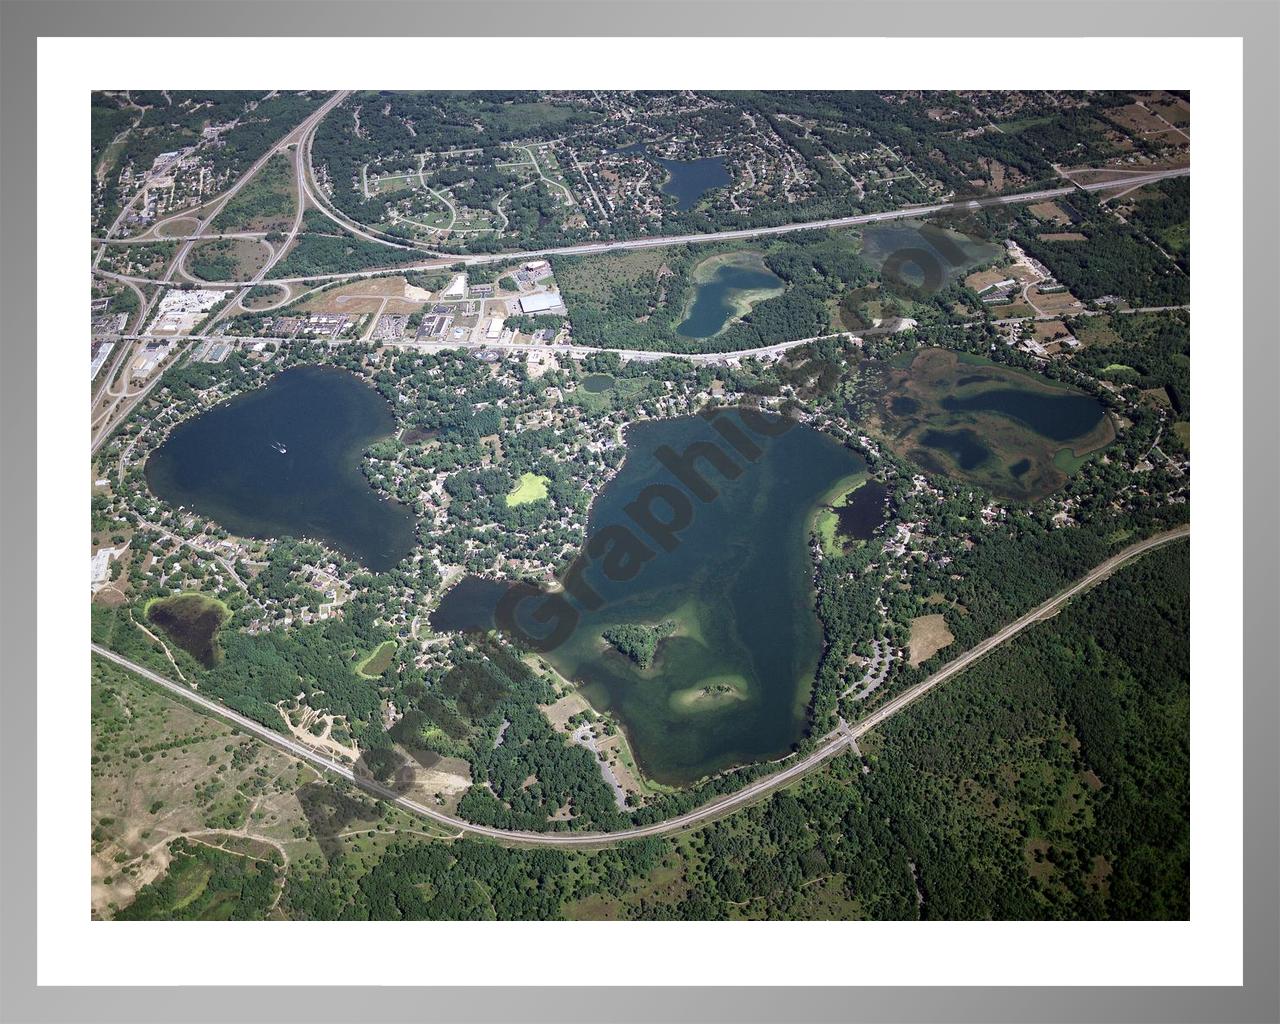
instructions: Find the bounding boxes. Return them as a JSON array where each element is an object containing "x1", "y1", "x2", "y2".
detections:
[
  {"x1": 1034, "y1": 319, "x2": 1072, "y2": 344},
  {"x1": 541, "y1": 691, "x2": 591, "y2": 732},
  {"x1": 1037, "y1": 231, "x2": 1088, "y2": 242},
  {"x1": 1027, "y1": 201, "x2": 1072, "y2": 226},
  {"x1": 301, "y1": 276, "x2": 427, "y2": 315},
  {"x1": 1029, "y1": 286, "x2": 1084, "y2": 316},
  {"x1": 277, "y1": 703, "x2": 360, "y2": 763},
  {"x1": 965, "y1": 267, "x2": 1016, "y2": 292},
  {"x1": 1103, "y1": 102, "x2": 1182, "y2": 138},
  {"x1": 908, "y1": 613, "x2": 955, "y2": 666}
]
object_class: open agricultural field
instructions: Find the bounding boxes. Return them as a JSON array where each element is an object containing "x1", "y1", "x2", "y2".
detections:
[{"x1": 1027, "y1": 200, "x2": 1075, "y2": 226}]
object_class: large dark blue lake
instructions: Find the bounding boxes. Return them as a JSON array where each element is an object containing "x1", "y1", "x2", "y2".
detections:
[
  {"x1": 431, "y1": 411, "x2": 866, "y2": 785},
  {"x1": 145, "y1": 365, "x2": 416, "y2": 572}
]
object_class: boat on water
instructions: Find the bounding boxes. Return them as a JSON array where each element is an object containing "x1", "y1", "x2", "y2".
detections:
[{"x1": 271, "y1": 441, "x2": 288, "y2": 454}]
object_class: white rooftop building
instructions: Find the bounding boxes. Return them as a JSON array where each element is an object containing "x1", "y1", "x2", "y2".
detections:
[
  {"x1": 518, "y1": 291, "x2": 563, "y2": 314},
  {"x1": 90, "y1": 547, "x2": 124, "y2": 592}
]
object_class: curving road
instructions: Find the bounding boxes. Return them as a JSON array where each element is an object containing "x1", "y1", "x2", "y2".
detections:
[
  {"x1": 93, "y1": 165, "x2": 1191, "y2": 289},
  {"x1": 89, "y1": 525, "x2": 1188, "y2": 848}
]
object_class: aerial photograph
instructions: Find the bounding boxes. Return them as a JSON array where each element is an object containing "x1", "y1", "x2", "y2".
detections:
[{"x1": 88, "y1": 89, "x2": 1191, "y2": 922}]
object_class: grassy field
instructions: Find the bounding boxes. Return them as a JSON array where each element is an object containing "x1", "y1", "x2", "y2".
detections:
[
  {"x1": 91, "y1": 655, "x2": 317, "y2": 918},
  {"x1": 908, "y1": 613, "x2": 955, "y2": 666},
  {"x1": 188, "y1": 238, "x2": 269, "y2": 282},
  {"x1": 356, "y1": 639, "x2": 396, "y2": 679},
  {"x1": 91, "y1": 654, "x2": 457, "y2": 920},
  {"x1": 505, "y1": 472, "x2": 550, "y2": 507},
  {"x1": 211, "y1": 152, "x2": 297, "y2": 234}
]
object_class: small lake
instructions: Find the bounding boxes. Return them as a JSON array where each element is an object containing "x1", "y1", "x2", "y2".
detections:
[
  {"x1": 615, "y1": 142, "x2": 731, "y2": 212},
  {"x1": 677, "y1": 255, "x2": 785, "y2": 339},
  {"x1": 860, "y1": 219, "x2": 1003, "y2": 290},
  {"x1": 941, "y1": 388, "x2": 1108, "y2": 442},
  {"x1": 919, "y1": 428, "x2": 992, "y2": 471},
  {"x1": 581, "y1": 373, "x2": 616, "y2": 393},
  {"x1": 834, "y1": 479, "x2": 888, "y2": 541},
  {"x1": 431, "y1": 410, "x2": 866, "y2": 785},
  {"x1": 145, "y1": 365, "x2": 417, "y2": 572},
  {"x1": 147, "y1": 593, "x2": 227, "y2": 668}
]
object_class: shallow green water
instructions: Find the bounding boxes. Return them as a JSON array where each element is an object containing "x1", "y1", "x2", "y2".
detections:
[
  {"x1": 145, "y1": 366, "x2": 417, "y2": 572},
  {"x1": 432, "y1": 411, "x2": 866, "y2": 785},
  {"x1": 581, "y1": 373, "x2": 616, "y2": 393},
  {"x1": 677, "y1": 259, "x2": 784, "y2": 339},
  {"x1": 147, "y1": 593, "x2": 227, "y2": 668}
]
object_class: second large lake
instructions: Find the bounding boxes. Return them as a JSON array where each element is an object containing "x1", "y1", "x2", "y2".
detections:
[
  {"x1": 432, "y1": 410, "x2": 866, "y2": 785},
  {"x1": 145, "y1": 365, "x2": 417, "y2": 572}
]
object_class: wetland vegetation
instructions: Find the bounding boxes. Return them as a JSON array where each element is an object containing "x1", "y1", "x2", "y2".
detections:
[
  {"x1": 869, "y1": 348, "x2": 1114, "y2": 500},
  {"x1": 145, "y1": 592, "x2": 230, "y2": 668}
]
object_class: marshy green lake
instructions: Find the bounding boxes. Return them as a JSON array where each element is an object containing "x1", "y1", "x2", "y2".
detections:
[
  {"x1": 874, "y1": 348, "x2": 1114, "y2": 499},
  {"x1": 677, "y1": 252, "x2": 785, "y2": 339},
  {"x1": 860, "y1": 219, "x2": 1004, "y2": 288},
  {"x1": 146, "y1": 593, "x2": 229, "y2": 668}
]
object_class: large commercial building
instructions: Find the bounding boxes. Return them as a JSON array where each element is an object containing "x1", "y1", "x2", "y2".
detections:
[{"x1": 518, "y1": 291, "x2": 563, "y2": 314}]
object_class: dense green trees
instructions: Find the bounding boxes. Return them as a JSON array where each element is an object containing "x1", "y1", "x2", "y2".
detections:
[
  {"x1": 600, "y1": 621, "x2": 676, "y2": 668},
  {"x1": 266, "y1": 231, "x2": 427, "y2": 279},
  {"x1": 273, "y1": 542, "x2": 1188, "y2": 921},
  {"x1": 116, "y1": 839, "x2": 279, "y2": 921},
  {"x1": 1013, "y1": 193, "x2": 1189, "y2": 306}
]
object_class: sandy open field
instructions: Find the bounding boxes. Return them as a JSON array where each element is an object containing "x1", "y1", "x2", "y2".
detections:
[
  {"x1": 1027, "y1": 201, "x2": 1072, "y2": 226},
  {"x1": 908, "y1": 613, "x2": 955, "y2": 667}
]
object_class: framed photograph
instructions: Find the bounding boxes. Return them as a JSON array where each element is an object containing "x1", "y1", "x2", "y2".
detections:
[{"x1": 2, "y1": 3, "x2": 1275, "y2": 1022}]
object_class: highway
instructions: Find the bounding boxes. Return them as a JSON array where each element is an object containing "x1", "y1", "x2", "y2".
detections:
[
  {"x1": 90, "y1": 92, "x2": 351, "y2": 451},
  {"x1": 89, "y1": 525, "x2": 1187, "y2": 849},
  {"x1": 93, "y1": 165, "x2": 1191, "y2": 289}
]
